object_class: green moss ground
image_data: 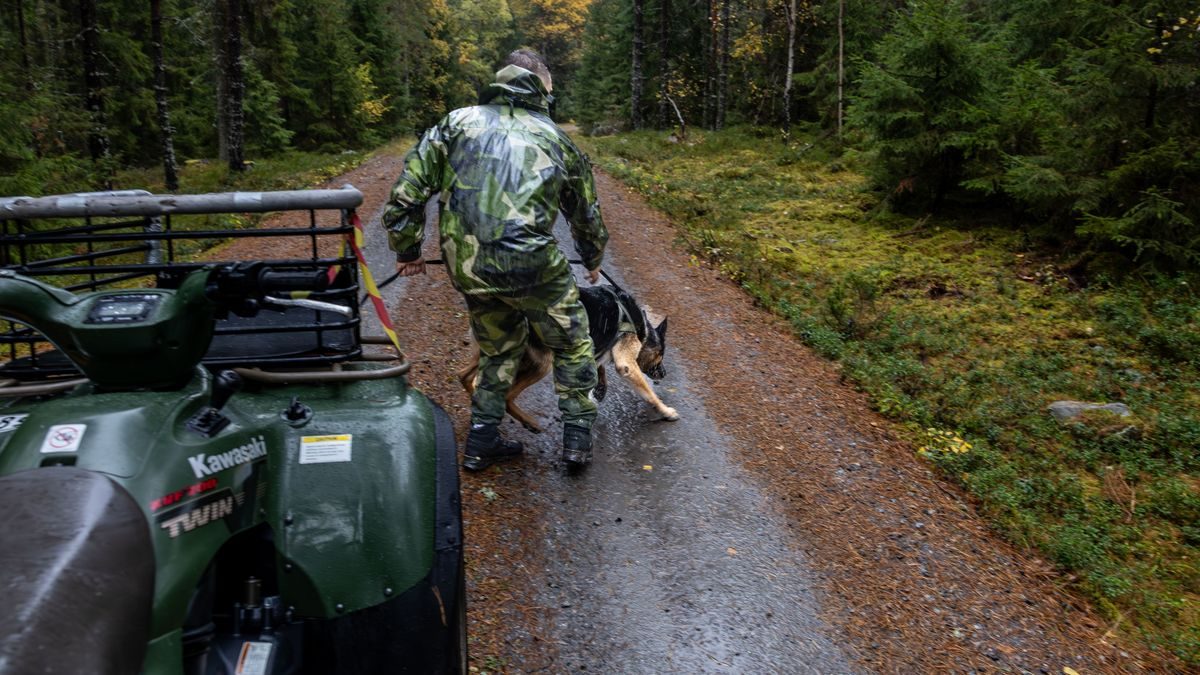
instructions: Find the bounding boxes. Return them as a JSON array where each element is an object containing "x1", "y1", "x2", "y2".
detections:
[{"x1": 580, "y1": 127, "x2": 1199, "y2": 664}]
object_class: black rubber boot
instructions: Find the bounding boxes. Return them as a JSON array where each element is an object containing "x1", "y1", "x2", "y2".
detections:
[
  {"x1": 462, "y1": 423, "x2": 523, "y2": 472},
  {"x1": 562, "y1": 424, "x2": 593, "y2": 469}
]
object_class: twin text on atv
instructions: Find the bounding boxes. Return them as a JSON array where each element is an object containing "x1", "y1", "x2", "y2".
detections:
[{"x1": 0, "y1": 188, "x2": 466, "y2": 674}]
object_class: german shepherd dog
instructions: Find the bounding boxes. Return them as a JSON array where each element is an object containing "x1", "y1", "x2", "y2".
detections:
[{"x1": 458, "y1": 285, "x2": 679, "y2": 432}]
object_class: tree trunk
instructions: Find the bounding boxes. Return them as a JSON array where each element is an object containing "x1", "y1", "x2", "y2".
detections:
[
  {"x1": 215, "y1": 0, "x2": 227, "y2": 161},
  {"x1": 223, "y1": 0, "x2": 245, "y2": 173},
  {"x1": 631, "y1": 0, "x2": 645, "y2": 130},
  {"x1": 79, "y1": 0, "x2": 111, "y2": 186},
  {"x1": 1145, "y1": 16, "x2": 1162, "y2": 132},
  {"x1": 782, "y1": 0, "x2": 796, "y2": 135},
  {"x1": 17, "y1": 1, "x2": 33, "y2": 92},
  {"x1": 716, "y1": 0, "x2": 730, "y2": 130},
  {"x1": 837, "y1": 0, "x2": 845, "y2": 137},
  {"x1": 656, "y1": 0, "x2": 671, "y2": 128},
  {"x1": 150, "y1": 0, "x2": 179, "y2": 191},
  {"x1": 700, "y1": 0, "x2": 710, "y2": 127},
  {"x1": 16, "y1": 0, "x2": 41, "y2": 157}
]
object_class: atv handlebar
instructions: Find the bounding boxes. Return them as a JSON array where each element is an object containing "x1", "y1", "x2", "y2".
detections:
[
  {"x1": 0, "y1": 264, "x2": 353, "y2": 391},
  {"x1": 205, "y1": 263, "x2": 329, "y2": 301}
]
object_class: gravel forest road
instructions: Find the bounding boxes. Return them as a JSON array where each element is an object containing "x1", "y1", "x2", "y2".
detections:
[{"x1": 318, "y1": 150, "x2": 1166, "y2": 673}]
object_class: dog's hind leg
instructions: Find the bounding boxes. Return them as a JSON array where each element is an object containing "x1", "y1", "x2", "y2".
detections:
[
  {"x1": 593, "y1": 364, "x2": 607, "y2": 403},
  {"x1": 504, "y1": 348, "x2": 553, "y2": 433},
  {"x1": 612, "y1": 336, "x2": 679, "y2": 421},
  {"x1": 458, "y1": 355, "x2": 480, "y2": 396}
]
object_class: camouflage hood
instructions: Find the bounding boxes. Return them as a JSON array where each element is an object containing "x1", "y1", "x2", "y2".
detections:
[
  {"x1": 479, "y1": 65, "x2": 552, "y2": 114},
  {"x1": 381, "y1": 67, "x2": 607, "y2": 296}
]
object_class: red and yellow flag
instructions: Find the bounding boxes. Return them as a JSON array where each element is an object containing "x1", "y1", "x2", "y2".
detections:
[{"x1": 345, "y1": 211, "x2": 405, "y2": 356}]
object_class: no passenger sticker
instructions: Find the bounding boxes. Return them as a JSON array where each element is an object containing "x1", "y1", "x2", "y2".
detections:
[
  {"x1": 299, "y1": 434, "x2": 353, "y2": 464},
  {"x1": 40, "y1": 424, "x2": 86, "y2": 454}
]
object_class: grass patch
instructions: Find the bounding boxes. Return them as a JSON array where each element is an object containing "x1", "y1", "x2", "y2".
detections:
[
  {"x1": 112, "y1": 145, "x2": 387, "y2": 196},
  {"x1": 580, "y1": 127, "x2": 1200, "y2": 665}
]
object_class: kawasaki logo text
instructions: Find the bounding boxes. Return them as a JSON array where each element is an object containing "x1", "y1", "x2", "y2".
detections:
[{"x1": 187, "y1": 436, "x2": 267, "y2": 479}]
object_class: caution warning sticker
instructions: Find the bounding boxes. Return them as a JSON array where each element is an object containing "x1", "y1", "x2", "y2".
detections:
[
  {"x1": 299, "y1": 434, "x2": 353, "y2": 464},
  {"x1": 235, "y1": 641, "x2": 272, "y2": 675}
]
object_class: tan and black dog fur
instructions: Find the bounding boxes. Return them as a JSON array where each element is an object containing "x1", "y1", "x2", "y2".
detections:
[{"x1": 458, "y1": 285, "x2": 678, "y2": 432}]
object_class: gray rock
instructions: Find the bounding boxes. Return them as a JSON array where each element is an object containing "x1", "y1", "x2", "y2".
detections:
[{"x1": 1047, "y1": 400, "x2": 1132, "y2": 423}]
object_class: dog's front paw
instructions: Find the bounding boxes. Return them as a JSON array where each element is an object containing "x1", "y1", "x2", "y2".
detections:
[{"x1": 660, "y1": 407, "x2": 680, "y2": 421}]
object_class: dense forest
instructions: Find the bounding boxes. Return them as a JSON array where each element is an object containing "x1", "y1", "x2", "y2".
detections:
[
  {"x1": 2, "y1": 0, "x2": 1196, "y2": 268},
  {"x1": 575, "y1": 0, "x2": 1200, "y2": 271},
  {"x1": 0, "y1": 0, "x2": 589, "y2": 192}
]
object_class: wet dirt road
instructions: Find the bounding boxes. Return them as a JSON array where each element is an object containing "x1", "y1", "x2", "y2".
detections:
[
  {"x1": 359, "y1": 192, "x2": 856, "y2": 671},
  {"x1": 334, "y1": 151, "x2": 1161, "y2": 672},
  {"x1": 509, "y1": 233, "x2": 856, "y2": 672}
]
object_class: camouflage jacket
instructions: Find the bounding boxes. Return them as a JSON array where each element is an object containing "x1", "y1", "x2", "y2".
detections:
[{"x1": 382, "y1": 65, "x2": 608, "y2": 296}]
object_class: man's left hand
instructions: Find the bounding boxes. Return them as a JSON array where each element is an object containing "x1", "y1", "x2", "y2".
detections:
[
  {"x1": 585, "y1": 267, "x2": 601, "y2": 285},
  {"x1": 397, "y1": 258, "x2": 427, "y2": 277}
]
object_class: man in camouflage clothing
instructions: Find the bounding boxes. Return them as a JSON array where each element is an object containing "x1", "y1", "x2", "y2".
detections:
[{"x1": 382, "y1": 50, "x2": 609, "y2": 471}]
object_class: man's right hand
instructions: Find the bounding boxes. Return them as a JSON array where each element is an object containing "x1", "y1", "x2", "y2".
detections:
[
  {"x1": 585, "y1": 267, "x2": 601, "y2": 285},
  {"x1": 396, "y1": 258, "x2": 427, "y2": 277}
]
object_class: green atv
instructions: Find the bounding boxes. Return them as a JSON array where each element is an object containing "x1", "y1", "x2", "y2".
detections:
[{"x1": 0, "y1": 187, "x2": 466, "y2": 674}]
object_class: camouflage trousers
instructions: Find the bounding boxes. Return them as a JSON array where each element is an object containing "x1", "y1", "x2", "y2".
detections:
[{"x1": 464, "y1": 276, "x2": 598, "y2": 429}]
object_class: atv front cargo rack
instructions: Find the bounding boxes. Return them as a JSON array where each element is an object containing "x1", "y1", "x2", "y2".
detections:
[{"x1": 0, "y1": 186, "x2": 405, "y2": 385}]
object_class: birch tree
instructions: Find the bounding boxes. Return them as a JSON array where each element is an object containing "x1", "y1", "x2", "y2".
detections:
[{"x1": 782, "y1": 0, "x2": 797, "y2": 134}]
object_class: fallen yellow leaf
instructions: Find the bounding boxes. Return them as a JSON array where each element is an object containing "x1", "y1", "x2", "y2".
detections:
[
  {"x1": 1063, "y1": 667, "x2": 1081, "y2": 675},
  {"x1": 642, "y1": 465, "x2": 653, "y2": 471}
]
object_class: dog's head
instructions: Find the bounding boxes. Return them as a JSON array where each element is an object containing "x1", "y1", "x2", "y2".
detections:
[{"x1": 636, "y1": 311, "x2": 669, "y2": 382}]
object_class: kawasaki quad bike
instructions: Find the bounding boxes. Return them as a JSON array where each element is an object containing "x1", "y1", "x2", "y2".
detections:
[{"x1": 0, "y1": 187, "x2": 466, "y2": 674}]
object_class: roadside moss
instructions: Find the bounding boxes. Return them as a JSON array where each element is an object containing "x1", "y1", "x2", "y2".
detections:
[{"x1": 581, "y1": 127, "x2": 1200, "y2": 665}]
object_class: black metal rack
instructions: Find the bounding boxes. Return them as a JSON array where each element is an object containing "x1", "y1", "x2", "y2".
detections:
[{"x1": 0, "y1": 187, "x2": 366, "y2": 380}]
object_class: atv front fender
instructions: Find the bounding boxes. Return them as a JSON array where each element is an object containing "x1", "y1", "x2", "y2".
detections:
[{"x1": 266, "y1": 379, "x2": 451, "y2": 619}]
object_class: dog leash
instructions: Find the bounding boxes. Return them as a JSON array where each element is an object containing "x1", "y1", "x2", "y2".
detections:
[{"x1": 362, "y1": 258, "x2": 622, "y2": 305}]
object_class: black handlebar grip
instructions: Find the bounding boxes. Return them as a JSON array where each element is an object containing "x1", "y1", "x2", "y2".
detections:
[{"x1": 257, "y1": 269, "x2": 329, "y2": 293}]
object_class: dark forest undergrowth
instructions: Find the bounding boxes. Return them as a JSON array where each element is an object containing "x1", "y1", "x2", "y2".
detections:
[{"x1": 580, "y1": 127, "x2": 1200, "y2": 665}]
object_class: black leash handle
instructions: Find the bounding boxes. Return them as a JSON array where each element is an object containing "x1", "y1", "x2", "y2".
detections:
[
  {"x1": 567, "y1": 258, "x2": 624, "y2": 292},
  {"x1": 364, "y1": 258, "x2": 618, "y2": 305}
]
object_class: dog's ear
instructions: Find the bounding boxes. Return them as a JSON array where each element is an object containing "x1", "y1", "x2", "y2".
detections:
[{"x1": 655, "y1": 316, "x2": 668, "y2": 338}]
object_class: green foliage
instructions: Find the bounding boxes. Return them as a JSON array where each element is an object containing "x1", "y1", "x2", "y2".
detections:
[
  {"x1": 573, "y1": 0, "x2": 633, "y2": 129},
  {"x1": 849, "y1": 0, "x2": 1000, "y2": 208},
  {"x1": 583, "y1": 127, "x2": 1200, "y2": 664},
  {"x1": 0, "y1": 0, "x2": 507, "y2": 190},
  {"x1": 243, "y1": 64, "x2": 294, "y2": 155},
  {"x1": 843, "y1": 0, "x2": 1200, "y2": 268},
  {"x1": 508, "y1": 0, "x2": 592, "y2": 103},
  {"x1": 450, "y1": 0, "x2": 516, "y2": 97}
]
